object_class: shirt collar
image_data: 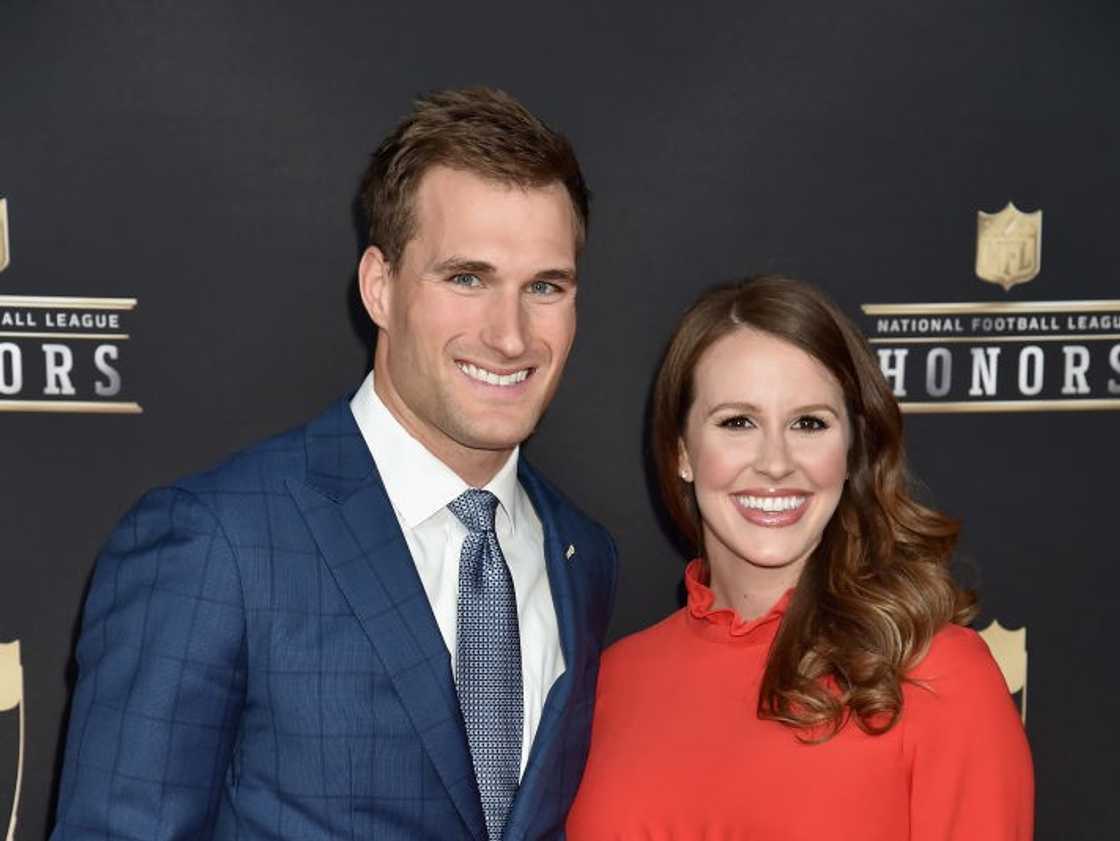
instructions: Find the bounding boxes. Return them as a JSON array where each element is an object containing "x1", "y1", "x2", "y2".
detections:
[
  {"x1": 349, "y1": 371, "x2": 521, "y2": 534},
  {"x1": 684, "y1": 558, "x2": 792, "y2": 644}
]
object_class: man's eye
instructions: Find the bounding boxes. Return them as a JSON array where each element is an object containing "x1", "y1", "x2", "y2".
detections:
[
  {"x1": 528, "y1": 280, "x2": 561, "y2": 295},
  {"x1": 792, "y1": 415, "x2": 828, "y2": 431},
  {"x1": 450, "y1": 273, "x2": 482, "y2": 287},
  {"x1": 718, "y1": 415, "x2": 753, "y2": 429}
]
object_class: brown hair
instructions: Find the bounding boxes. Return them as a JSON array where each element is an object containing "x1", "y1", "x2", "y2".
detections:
[
  {"x1": 359, "y1": 87, "x2": 590, "y2": 267},
  {"x1": 651, "y1": 275, "x2": 977, "y2": 738}
]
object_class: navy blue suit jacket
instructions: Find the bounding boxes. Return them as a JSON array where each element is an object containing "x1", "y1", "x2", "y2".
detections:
[{"x1": 51, "y1": 398, "x2": 618, "y2": 840}]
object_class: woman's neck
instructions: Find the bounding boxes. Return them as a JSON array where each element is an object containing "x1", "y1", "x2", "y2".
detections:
[{"x1": 706, "y1": 553, "x2": 805, "y2": 621}]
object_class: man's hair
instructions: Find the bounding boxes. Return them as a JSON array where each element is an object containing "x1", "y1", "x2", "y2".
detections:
[{"x1": 359, "y1": 87, "x2": 590, "y2": 266}]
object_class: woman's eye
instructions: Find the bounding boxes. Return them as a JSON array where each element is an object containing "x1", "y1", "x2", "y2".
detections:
[
  {"x1": 718, "y1": 415, "x2": 753, "y2": 429},
  {"x1": 450, "y1": 273, "x2": 482, "y2": 287},
  {"x1": 792, "y1": 415, "x2": 828, "y2": 432}
]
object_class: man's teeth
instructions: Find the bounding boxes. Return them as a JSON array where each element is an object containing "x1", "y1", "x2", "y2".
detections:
[
  {"x1": 458, "y1": 362, "x2": 530, "y2": 387},
  {"x1": 734, "y1": 495, "x2": 807, "y2": 513}
]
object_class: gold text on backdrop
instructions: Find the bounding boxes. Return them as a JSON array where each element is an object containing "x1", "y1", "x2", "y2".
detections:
[
  {"x1": 860, "y1": 203, "x2": 1120, "y2": 412},
  {"x1": 978, "y1": 621, "x2": 1027, "y2": 724},
  {"x1": 0, "y1": 200, "x2": 142, "y2": 414}
]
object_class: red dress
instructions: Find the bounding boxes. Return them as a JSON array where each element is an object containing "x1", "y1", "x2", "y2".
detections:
[{"x1": 566, "y1": 560, "x2": 1033, "y2": 840}]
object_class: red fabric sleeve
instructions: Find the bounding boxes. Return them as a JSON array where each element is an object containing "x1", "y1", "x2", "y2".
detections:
[{"x1": 903, "y1": 625, "x2": 1034, "y2": 841}]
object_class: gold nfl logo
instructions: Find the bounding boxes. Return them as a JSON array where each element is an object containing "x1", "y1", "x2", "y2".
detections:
[
  {"x1": 1, "y1": 640, "x2": 24, "y2": 841},
  {"x1": 978, "y1": 620, "x2": 1027, "y2": 723},
  {"x1": 0, "y1": 199, "x2": 9, "y2": 273},
  {"x1": 975, "y1": 202, "x2": 1042, "y2": 291}
]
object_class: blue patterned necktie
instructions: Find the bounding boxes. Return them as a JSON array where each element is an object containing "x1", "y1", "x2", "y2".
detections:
[{"x1": 449, "y1": 489, "x2": 523, "y2": 841}]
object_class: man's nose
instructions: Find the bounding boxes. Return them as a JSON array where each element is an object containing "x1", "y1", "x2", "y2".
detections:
[{"x1": 481, "y1": 290, "x2": 528, "y2": 359}]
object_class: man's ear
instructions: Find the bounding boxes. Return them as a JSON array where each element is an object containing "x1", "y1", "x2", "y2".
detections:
[{"x1": 358, "y1": 246, "x2": 392, "y2": 330}]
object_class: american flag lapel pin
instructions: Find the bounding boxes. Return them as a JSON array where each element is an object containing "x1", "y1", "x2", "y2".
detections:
[{"x1": 565, "y1": 544, "x2": 576, "y2": 561}]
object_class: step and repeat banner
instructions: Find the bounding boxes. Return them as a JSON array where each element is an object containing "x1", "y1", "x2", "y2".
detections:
[{"x1": 1, "y1": 1, "x2": 1116, "y2": 838}]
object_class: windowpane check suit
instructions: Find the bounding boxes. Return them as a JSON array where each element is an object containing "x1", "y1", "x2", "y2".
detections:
[{"x1": 51, "y1": 397, "x2": 618, "y2": 840}]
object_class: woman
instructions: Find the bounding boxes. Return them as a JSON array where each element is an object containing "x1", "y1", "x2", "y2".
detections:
[{"x1": 567, "y1": 276, "x2": 1033, "y2": 840}]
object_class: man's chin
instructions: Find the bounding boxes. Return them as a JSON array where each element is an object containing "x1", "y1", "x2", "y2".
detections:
[{"x1": 452, "y1": 417, "x2": 540, "y2": 453}]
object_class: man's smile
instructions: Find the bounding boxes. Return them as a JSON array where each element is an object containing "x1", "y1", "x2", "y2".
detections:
[{"x1": 456, "y1": 360, "x2": 535, "y2": 387}]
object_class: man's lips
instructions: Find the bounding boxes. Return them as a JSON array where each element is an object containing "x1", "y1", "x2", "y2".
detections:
[{"x1": 732, "y1": 489, "x2": 812, "y2": 527}]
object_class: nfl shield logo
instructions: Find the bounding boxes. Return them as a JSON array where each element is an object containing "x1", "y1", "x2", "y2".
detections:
[
  {"x1": 1, "y1": 640, "x2": 23, "y2": 840},
  {"x1": 0, "y1": 640, "x2": 21, "y2": 714},
  {"x1": 978, "y1": 619, "x2": 1027, "y2": 723},
  {"x1": 975, "y1": 202, "x2": 1042, "y2": 291},
  {"x1": 0, "y1": 199, "x2": 9, "y2": 273}
]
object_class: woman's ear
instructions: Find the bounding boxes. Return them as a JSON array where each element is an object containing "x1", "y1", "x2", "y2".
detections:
[{"x1": 678, "y1": 438, "x2": 693, "y2": 483}]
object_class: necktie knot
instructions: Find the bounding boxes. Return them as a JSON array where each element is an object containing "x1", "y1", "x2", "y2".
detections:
[{"x1": 448, "y1": 489, "x2": 499, "y2": 535}]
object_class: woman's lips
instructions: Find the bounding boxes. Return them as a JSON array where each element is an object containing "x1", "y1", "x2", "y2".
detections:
[{"x1": 731, "y1": 492, "x2": 811, "y2": 528}]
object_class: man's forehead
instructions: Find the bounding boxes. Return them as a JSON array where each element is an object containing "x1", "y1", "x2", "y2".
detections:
[
  {"x1": 406, "y1": 166, "x2": 578, "y2": 266},
  {"x1": 412, "y1": 165, "x2": 569, "y2": 212}
]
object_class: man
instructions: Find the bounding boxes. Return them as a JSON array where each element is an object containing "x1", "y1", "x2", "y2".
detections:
[{"x1": 51, "y1": 88, "x2": 617, "y2": 841}]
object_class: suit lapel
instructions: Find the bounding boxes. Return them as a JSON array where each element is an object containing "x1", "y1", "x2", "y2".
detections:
[
  {"x1": 287, "y1": 400, "x2": 485, "y2": 841},
  {"x1": 504, "y1": 460, "x2": 585, "y2": 837}
]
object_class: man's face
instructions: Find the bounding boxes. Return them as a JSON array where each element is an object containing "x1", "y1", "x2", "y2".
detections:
[{"x1": 361, "y1": 165, "x2": 579, "y2": 476}]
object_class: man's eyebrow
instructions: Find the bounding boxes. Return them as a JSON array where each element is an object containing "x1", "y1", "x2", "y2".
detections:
[
  {"x1": 430, "y1": 257, "x2": 497, "y2": 275},
  {"x1": 534, "y1": 267, "x2": 577, "y2": 283}
]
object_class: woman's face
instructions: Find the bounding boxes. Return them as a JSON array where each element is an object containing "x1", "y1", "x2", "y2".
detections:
[{"x1": 679, "y1": 327, "x2": 851, "y2": 576}]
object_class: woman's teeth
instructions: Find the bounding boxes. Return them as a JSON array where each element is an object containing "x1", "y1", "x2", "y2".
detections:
[{"x1": 734, "y1": 495, "x2": 807, "y2": 512}]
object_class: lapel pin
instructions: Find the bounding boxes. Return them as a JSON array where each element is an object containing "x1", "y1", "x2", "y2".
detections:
[{"x1": 565, "y1": 544, "x2": 576, "y2": 561}]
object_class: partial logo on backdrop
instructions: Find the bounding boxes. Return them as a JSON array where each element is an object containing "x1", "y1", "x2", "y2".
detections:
[
  {"x1": 0, "y1": 641, "x2": 23, "y2": 841},
  {"x1": 978, "y1": 620, "x2": 1027, "y2": 724},
  {"x1": 975, "y1": 203, "x2": 1042, "y2": 291},
  {"x1": 862, "y1": 203, "x2": 1120, "y2": 413},
  {"x1": 0, "y1": 200, "x2": 10, "y2": 273},
  {"x1": 0, "y1": 199, "x2": 141, "y2": 414}
]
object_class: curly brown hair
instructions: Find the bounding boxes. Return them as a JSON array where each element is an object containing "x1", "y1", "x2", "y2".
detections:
[
  {"x1": 359, "y1": 86, "x2": 590, "y2": 267},
  {"x1": 651, "y1": 275, "x2": 977, "y2": 738}
]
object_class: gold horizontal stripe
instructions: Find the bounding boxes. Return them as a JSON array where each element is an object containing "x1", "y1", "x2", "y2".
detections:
[
  {"x1": 870, "y1": 334, "x2": 1120, "y2": 344},
  {"x1": 900, "y1": 398, "x2": 1120, "y2": 414},
  {"x1": 0, "y1": 400, "x2": 142, "y2": 414},
  {"x1": 0, "y1": 295, "x2": 137, "y2": 311},
  {"x1": 862, "y1": 300, "x2": 1120, "y2": 316},
  {"x1": 0, "y1": 332, "x2": 129, "y2": 340}
]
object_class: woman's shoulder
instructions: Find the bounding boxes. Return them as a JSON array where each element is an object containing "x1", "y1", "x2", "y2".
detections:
[
  {"x1": 899, "y1": 622, "x2": 1033, "y2": 823},
  {"x1": 599, "y1": 608, "x2": 689, "y2": 674},
  {"x1": 909, "y1": 622, "x2": 1004, "y2": 686},
  {"x1": 903, "y1": 622, "x2": 1021, "y2": 731}
]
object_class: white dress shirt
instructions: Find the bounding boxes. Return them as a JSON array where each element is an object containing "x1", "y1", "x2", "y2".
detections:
[{"x1": 350, "y1": 371, "x2": 564, "y2": 776}]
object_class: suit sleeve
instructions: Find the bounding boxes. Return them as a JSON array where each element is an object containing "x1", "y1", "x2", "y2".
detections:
[
  {"x1": 51, "y1": 488, "x2": 247, "y2": 840},
  {"x1": 904, "y1": 627, "x2": 1034, "y2": 841}
]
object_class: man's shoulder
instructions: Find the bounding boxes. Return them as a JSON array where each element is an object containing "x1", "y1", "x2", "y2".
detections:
[{"x1": 171, "y1": 396, "x2": 360, "y2": 510}]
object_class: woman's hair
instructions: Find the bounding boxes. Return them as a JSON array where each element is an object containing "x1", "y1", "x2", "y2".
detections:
[{"x1": 650, "y1": 275, "x2": 977, "y2": 738}]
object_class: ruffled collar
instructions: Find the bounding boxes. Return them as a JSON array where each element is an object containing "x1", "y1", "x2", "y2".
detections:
[{"x1": 684, "y1": 558, "x2": 792, "y2": 645}]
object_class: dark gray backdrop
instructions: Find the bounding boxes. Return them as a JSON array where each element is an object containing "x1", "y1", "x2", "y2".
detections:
[{"x1": 1, "y1": 1, "x2": 1117, "y2": 838}]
